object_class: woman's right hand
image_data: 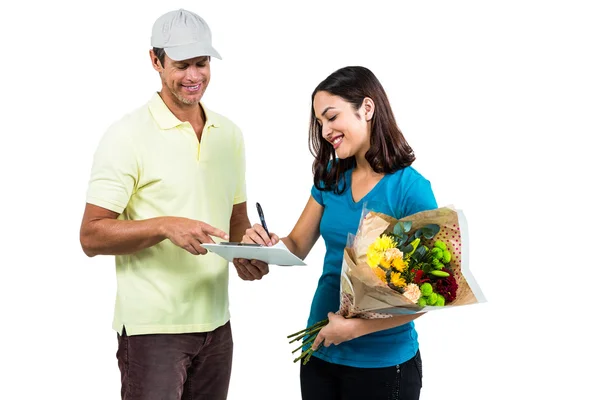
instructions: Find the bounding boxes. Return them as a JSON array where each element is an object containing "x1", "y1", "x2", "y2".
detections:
[
  {"x1": 242, "y1": 223, "x2": 280, "y2": 246},
  {"x1": 232, "y1": 224, "x2": 280, "y2": 281}
]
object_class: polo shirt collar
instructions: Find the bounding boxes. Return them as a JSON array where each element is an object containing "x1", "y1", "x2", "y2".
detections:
[{"x1": 148, "y1": 92, "x2": 220, "y2": 130}]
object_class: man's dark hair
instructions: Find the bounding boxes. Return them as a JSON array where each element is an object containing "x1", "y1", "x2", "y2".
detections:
[{"x1": 153, "y1": 47, "x2": 166, "y2": 67}]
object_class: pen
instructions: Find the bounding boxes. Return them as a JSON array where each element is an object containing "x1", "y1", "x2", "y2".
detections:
[{"x1": 255, "y1": 202, "x2": 271, "y2": 241}]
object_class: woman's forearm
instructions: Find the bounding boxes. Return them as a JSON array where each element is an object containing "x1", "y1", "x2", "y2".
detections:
[
  {"x1": 353, "y1": 313, "x2": 425, "y2": 338},
  {"x1": 281, "y1": 236, "x2": 304, "y2": 258}
]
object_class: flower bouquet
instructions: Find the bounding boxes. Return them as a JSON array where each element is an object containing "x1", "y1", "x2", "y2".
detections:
[{"x1": 288, "y1": 205, "x2": 486, "y2": 364}]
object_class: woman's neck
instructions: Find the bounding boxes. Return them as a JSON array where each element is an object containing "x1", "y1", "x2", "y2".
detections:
[{"x1": 354, "y1": 154, "x2": 372, "y2": 174}]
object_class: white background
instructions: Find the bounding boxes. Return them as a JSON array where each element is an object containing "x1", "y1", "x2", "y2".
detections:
[{"x1": 1, "y1": 0, "x2": 598, "y2": 399}]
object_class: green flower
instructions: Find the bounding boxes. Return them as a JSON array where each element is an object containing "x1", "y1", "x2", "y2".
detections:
[
  {"x1": 418, "y1": 297, "x2": 427, "y2": 307},
  {"x1": 443, "y1": 249, "x2": 452, "y2": 264},
  {"x1": 435, "y1": 295, "x2": 445, "y2": 306},
  {"x1": 431, "y1": 258, "x2": 443, "y2": 270},
  {"x1": 434, "y1": 240, "x2": 447, "y2": 250},
  {"x1": 427, "y1": 293, "x2": 438, "y2": 306},
  {"x1": 431, "y1": 247, "x2": 444, "y2": 260},
  {"x1": 420, "y1": 283, "x2": 433, "y2": 297}
]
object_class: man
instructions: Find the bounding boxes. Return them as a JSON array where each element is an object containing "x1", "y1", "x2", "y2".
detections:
[{"x1": 80, "y1": 9, "x2": 268, "y2": 400}]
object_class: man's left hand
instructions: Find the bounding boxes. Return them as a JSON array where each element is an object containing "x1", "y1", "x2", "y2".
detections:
[{"x1": 232, "y1": 258, "x2": 269, "y2": 281}]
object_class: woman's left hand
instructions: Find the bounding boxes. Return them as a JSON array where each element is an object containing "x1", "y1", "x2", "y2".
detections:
[{"x1": 312, "y1": 312, "x2": 358, "y2": 350}]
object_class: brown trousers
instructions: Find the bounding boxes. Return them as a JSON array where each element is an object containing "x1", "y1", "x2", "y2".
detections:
[{"x1": 116, "y1": 321, "x2": 233, "y2": 400}]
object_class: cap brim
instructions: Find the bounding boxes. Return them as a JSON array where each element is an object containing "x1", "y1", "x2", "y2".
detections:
[{"x1": 164, "y1": 43, "x2": 222, "y2": 61}]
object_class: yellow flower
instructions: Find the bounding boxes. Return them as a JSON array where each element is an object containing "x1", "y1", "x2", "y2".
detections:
[
  {"x1": 380, "y1": 258, "x2": 392, "y2": 268},
  {"x1": 371, "y1": 266, "x2": 387, "y2": 283},
  {"x1": 390, "y1": 272, "x2": 407, "y2": 288},
  {"x1": 367, "y1": 235, "x2": 398, "y2": 267},
  {"x1": 367, "y1": 251, "x2": 383, "y2": 268},
  {"x1": 373, "y1": 234, "x2": 397, "y2": 252},
  {"x1": 392, "y1": 257, "x2": 407, "y2": 273},
  {"x1": 383, "y1": 248, "x2": 404, "y2": 269}
]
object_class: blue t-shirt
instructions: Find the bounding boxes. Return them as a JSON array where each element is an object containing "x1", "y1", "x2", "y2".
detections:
[{"x1": 308, "y1": 166, "x2": 437, "y2": 368}]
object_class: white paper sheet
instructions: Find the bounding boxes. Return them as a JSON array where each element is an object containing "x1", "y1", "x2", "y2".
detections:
[{"x1": 202, "y1": 241, "x2": 306, "y2": 266}]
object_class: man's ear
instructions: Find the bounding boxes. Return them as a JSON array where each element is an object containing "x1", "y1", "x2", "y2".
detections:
[
  {"x1": 149, "y1": 49, "x2": 163, "y2": 72},
  {"x1": 362, "y1": 97, "x2": 375, "y2": 121}
]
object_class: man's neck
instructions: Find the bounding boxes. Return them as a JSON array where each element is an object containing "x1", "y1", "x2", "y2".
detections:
[{"x1": 158, "y1": 90, "x2": 205, "y2": 135}]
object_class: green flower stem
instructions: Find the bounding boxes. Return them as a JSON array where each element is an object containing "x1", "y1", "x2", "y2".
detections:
[
  {"x1": 302, "y1": 323, "x2": 328, "y2": 338},
  {"x1": 288, "y1": 318, "x2": 330, "y2": 364},
  {"x1": 302, "y1": 352, "x2": 314, "y2": 365},
  {"x1": 303, "y1": 352, "x2": 313, "y2": 365},
  {"x1": 286, "y1": 328, "x2": 311, "y2": 339},
  {"x1": 286, "y1": 319, "x2": 328, "y2": 339},
  {"x1": 292, "y1": 332, "x2": 318, "y2": 354},
  {"x1": 297, "y1": 342, "x2": 323, "y2": 365},
  {"x1": 288, "y1": 320, "x2": 328, "y2": 344},
  {"x1": 293, "y1": 347, "x2": 314, "y2": 363}
]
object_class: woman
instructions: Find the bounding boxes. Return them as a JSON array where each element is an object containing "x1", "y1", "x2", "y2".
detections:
[{"x1": 237, "y1": 66, "x2": 437, "y2": 399}]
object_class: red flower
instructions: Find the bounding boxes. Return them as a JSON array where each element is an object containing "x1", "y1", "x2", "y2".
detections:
[
  {"x1": 413, "y1": 269, "x2": 430, "y2": 285},
  {"x1": 435, "y1": 268, "x2": 458, "y2": 303}
]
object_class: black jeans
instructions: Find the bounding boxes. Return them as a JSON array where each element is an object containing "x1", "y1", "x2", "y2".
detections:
[
  {"x1": 300, "y1": 350, "x2": 422, "y2": 400},
  {"x1": 116, "y1": 321, "x2": 233, "y2": 400}
]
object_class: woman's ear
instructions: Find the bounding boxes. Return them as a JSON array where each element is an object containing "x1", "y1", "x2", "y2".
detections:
[{"x1": 362, "y1": 97, "x2": 375, "y2": 121}]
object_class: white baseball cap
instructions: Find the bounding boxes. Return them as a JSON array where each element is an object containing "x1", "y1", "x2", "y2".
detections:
[{"x1": 151, "y1": 9, "x2": 222, "y2": 61}]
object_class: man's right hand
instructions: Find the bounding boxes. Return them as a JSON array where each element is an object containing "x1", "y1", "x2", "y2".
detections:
[{"x1": 163, "y1": 217, "x2": 229, "y2": 255}]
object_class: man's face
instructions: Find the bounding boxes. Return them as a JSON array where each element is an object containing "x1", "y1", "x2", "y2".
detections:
[{"x1": 152, "y1": 52, "x2": 211, "y2": 106}]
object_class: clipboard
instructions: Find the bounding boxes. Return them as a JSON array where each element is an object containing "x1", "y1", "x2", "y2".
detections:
[{"x1": 202, "y1": 242, "x2": 306, "y2": 266}]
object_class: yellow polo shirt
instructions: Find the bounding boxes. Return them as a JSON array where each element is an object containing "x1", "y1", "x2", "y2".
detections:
[{"x1": 86, "y1": 93, "x2": 246, "y2": 335}]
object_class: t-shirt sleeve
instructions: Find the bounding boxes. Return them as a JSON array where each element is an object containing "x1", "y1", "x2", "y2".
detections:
[
  {"x1": 311, "y1": 184, "x2": 324, "y2": 206},
  {"x1": 233, "y1": 126, "x2": 247, "y2": 205},
  {"x1": 85, "y1": 124, "x2": 138, "y2": 214},
  {"x1": 401, "y1": 175, "x2": 438, "y2": 217}
]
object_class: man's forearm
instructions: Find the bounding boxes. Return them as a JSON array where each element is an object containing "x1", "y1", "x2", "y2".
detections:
[
  {"x1": 229, "y1": 218, "x2": 250, "y2": 243},
  {"x1": 81, "y1": 217, "x2": 169, "y2": 257}
]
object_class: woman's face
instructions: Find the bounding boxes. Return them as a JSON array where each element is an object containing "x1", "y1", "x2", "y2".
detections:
[{"x1": 313, "y1": 91, "x2": 373, "y2": 160}]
